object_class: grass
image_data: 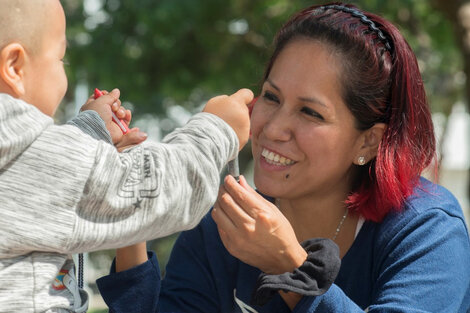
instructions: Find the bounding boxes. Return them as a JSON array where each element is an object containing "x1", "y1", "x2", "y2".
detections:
[{"x1": 89, "y1": 310, "x2": 107, "y2": 313}]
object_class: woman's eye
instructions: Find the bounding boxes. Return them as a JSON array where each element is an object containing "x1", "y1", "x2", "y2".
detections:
[
  {"x1": 301, "y1": 106, "x2": 324, "y2": 120},
  {"x1": 262, "y1": 91, "x2": 279, "y2": 103}
]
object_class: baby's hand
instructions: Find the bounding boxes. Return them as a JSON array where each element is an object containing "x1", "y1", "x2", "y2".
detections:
[
  {"x1": 80, "y1": 88, "x2": 130, "y2": 144},
  {"x1": 203, "y1": 89, "x2": 253, "y2": 151}
]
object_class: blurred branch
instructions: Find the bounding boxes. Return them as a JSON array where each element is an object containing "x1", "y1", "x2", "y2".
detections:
[{"x1": 434, "y1": 0, "x2": 470, "y2": 112}]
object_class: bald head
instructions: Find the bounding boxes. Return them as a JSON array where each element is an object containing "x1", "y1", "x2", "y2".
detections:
[{"x1": 0, "y1": 0, "x2": 58, "y2": 55}]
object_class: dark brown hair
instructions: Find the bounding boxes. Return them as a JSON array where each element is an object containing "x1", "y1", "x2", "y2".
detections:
[{"x1": 263, "y1": 3, "x2": 436, "y2": 222}]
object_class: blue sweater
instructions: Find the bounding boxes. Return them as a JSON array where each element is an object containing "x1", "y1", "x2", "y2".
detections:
[{"x1": 97, "y1": 179, "x2": 470, "y2": 312}]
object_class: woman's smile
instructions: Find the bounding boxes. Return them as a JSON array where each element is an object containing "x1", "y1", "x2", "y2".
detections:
[{"x1": 260, "y1": 147, "x2": 297, "y2": 168}]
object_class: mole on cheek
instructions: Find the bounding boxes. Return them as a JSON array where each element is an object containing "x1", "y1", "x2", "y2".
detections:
[{"x1": 285, "y1": 174, "x2": 290, "y2": 179}]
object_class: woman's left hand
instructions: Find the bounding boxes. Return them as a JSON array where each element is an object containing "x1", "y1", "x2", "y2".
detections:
[
  {"x1": 115, "y1": 127, "x2": 148, "y2": 152},
  {"x1": 212, "y1": 175, "x2": 307, "y2": 274}
]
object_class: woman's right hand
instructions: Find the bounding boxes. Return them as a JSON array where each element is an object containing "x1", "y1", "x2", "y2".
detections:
[{"x1": 211, "y1": 175, "x2": 307, "y2": 275}]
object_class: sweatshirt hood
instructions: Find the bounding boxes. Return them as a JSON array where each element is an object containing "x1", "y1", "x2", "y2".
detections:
[{"x1": 0, "y1": 93, "x2": 53, "y2": 169}]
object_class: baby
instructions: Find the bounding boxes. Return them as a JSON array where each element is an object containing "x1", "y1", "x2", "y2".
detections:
[{"x1": 0, "y1": 0, "x2": 253, "y2": 312}]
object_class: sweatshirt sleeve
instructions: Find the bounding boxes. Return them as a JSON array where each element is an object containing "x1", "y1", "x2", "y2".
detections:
[
  {"x1": 65, "y1": 112, "x2": 239, "y2": 253},
  {"x1": 1, "y1": 110, "x2": 239, "y2": 255},
  {"x1": 66, "y1": 110, "x2": 113, "y2": 144}
]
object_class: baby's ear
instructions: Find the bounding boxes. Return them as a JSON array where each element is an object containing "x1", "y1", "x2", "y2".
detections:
[{"x1": 0, "y1": 43, "x2": 26, "y2": 97}]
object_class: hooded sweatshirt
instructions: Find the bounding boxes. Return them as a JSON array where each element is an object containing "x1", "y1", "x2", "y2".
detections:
[{"x1": 0, "y1": 93, "x2": 238, "y2": 312}]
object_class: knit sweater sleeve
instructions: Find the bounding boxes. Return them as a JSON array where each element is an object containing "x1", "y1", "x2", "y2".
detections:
[
  {"x1": 97, "y1": 252, "x2": 161, "y2": 313},
  {"x1": 97, "y1": 214, "x2": 224, "y2": 313},
  {"x1": 96, "y1": 195, "x2": 470, "y2": 313},
  {"x1": 293, "y1": 204, "x2": 470, "y2": 312}
]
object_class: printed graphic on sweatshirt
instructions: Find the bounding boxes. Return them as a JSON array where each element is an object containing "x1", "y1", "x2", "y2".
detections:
[
  {"x1": 52, "y1": 269, "x2": 68, "y2": 290},
  {"x1": 118, "y1": 146, "x2": 160, "y2": 201}
]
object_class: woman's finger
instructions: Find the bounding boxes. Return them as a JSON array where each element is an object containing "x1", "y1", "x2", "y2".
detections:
[
  {"x1": 239, "y1": 175, "x2": 258, "y2": 196},
  {"x1": 115, "y1": 129, "x2": 147, "y2": 152},
  {"x1": 217, "y1": 181, "x2": 254, "y2": 228},
  {"x1": 211, "y1": 200, "x2": 238, "y2": 234},
  {"x1": 223, "y1": 175, "x2": 265, "y2": 218}
]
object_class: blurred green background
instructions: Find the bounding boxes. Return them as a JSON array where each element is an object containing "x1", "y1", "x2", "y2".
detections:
[{"x1": 59, "y1": 0, "x2": 470, "y2": 310}]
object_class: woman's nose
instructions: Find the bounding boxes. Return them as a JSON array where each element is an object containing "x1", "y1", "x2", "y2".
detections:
[{"x1": 263, "y1": 108, "x2": 292, "y2": 142}]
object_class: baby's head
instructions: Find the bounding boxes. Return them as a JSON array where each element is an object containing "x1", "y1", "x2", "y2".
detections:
[{"x1": 0, "y1": 0, "x2": 67, "y2": 116}]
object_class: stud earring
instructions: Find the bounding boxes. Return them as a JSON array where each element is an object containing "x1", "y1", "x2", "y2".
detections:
[{"x1": 358, "y1": 156, "x2": 366, "y2": 166}]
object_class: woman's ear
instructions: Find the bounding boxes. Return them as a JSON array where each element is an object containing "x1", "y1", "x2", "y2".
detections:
[
  {"x1": 354, "y1": 123, "x2": 386, "y2": 165},
  {"x1": 0, "y1": 43, "x2": 27, "y2": 97}
]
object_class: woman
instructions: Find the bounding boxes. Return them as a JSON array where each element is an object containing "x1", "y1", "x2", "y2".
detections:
[{"x1": 97, "y1": 3, "x2": 470, "y2": 312}]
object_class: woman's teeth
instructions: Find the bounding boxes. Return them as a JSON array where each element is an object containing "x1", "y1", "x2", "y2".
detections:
[{"x1": 261, "y1": 148, "x2": 295, "y2": 165}]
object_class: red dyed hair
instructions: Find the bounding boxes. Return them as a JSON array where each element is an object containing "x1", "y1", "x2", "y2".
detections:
[{"x1": 262, "y1": 3, "x2": 436, "y2": 222}]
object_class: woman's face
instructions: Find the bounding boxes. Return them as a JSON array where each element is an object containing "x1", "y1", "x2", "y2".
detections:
[{"x1": 251, "y1": 39, "x2": 364, "y2": 201}]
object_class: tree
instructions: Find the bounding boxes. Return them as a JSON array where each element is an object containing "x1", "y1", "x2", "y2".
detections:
[{"x1": 434, "y1": 0, "x2": 470, "y2": 203}]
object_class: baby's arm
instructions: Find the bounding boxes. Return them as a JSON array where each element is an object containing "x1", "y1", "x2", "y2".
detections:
[
  {"x1": 0, "y1": 88, "x2": 252, "y2": 258},
  {"x1": 65, "y1": 89, "x2": 252, "y2": 252},
  {"x1": 112, "y1": 88, "x2": 253, "y2": 271}
]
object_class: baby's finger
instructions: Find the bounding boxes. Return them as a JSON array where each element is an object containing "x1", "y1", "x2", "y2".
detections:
[
  {"x1": 94, "y1": 90, "x2": 120, "y2": 108},
  {"x1": 107, "y1": 88, "x2": 120, "y2": 101},
  {"x1": 115, "y1": 107, "x2": 127, "y2": 119},
  {"x1": 229, "y1": 88, "x2": 254, "y2": 106},
  {"x1": 111, "y1": 99, "x2": 123, "y2": 112},
  {"x1": 84, "y1": 94, "x2": 95, "y2": 105},
  {"x1": 124, "y1": 109, "x2": 132, "y2": 124}
]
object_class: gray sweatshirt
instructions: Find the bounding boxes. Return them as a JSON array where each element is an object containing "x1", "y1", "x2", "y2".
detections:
[{"x1": 0, "y1": 93, "x2": 239, "y2": 312}]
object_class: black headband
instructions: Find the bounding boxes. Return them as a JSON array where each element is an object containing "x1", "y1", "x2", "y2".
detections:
[{"x1": 319, "y1": 4, "x2": 392, "y2": 53}]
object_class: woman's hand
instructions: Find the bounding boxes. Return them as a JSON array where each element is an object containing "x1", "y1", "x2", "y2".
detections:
[
  {"x1": 115, "y1": 127, "x2": 148, "y2": 152},
  {"x1": 211, "y1": 175, "x2": 307, "y2": 275}
]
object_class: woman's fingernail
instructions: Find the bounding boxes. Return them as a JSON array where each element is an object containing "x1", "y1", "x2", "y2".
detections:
[{"x1": 139, "y1": 132, "x2": 148, "y2": 139}]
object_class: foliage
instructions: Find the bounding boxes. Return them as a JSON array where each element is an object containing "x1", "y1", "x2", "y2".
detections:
[
  {"x1": 63, "y1": 0, "x2": 461, "y2": 118},
  {"x1": 62, "y1": 0, "x2": 462, "y2": 175}
]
